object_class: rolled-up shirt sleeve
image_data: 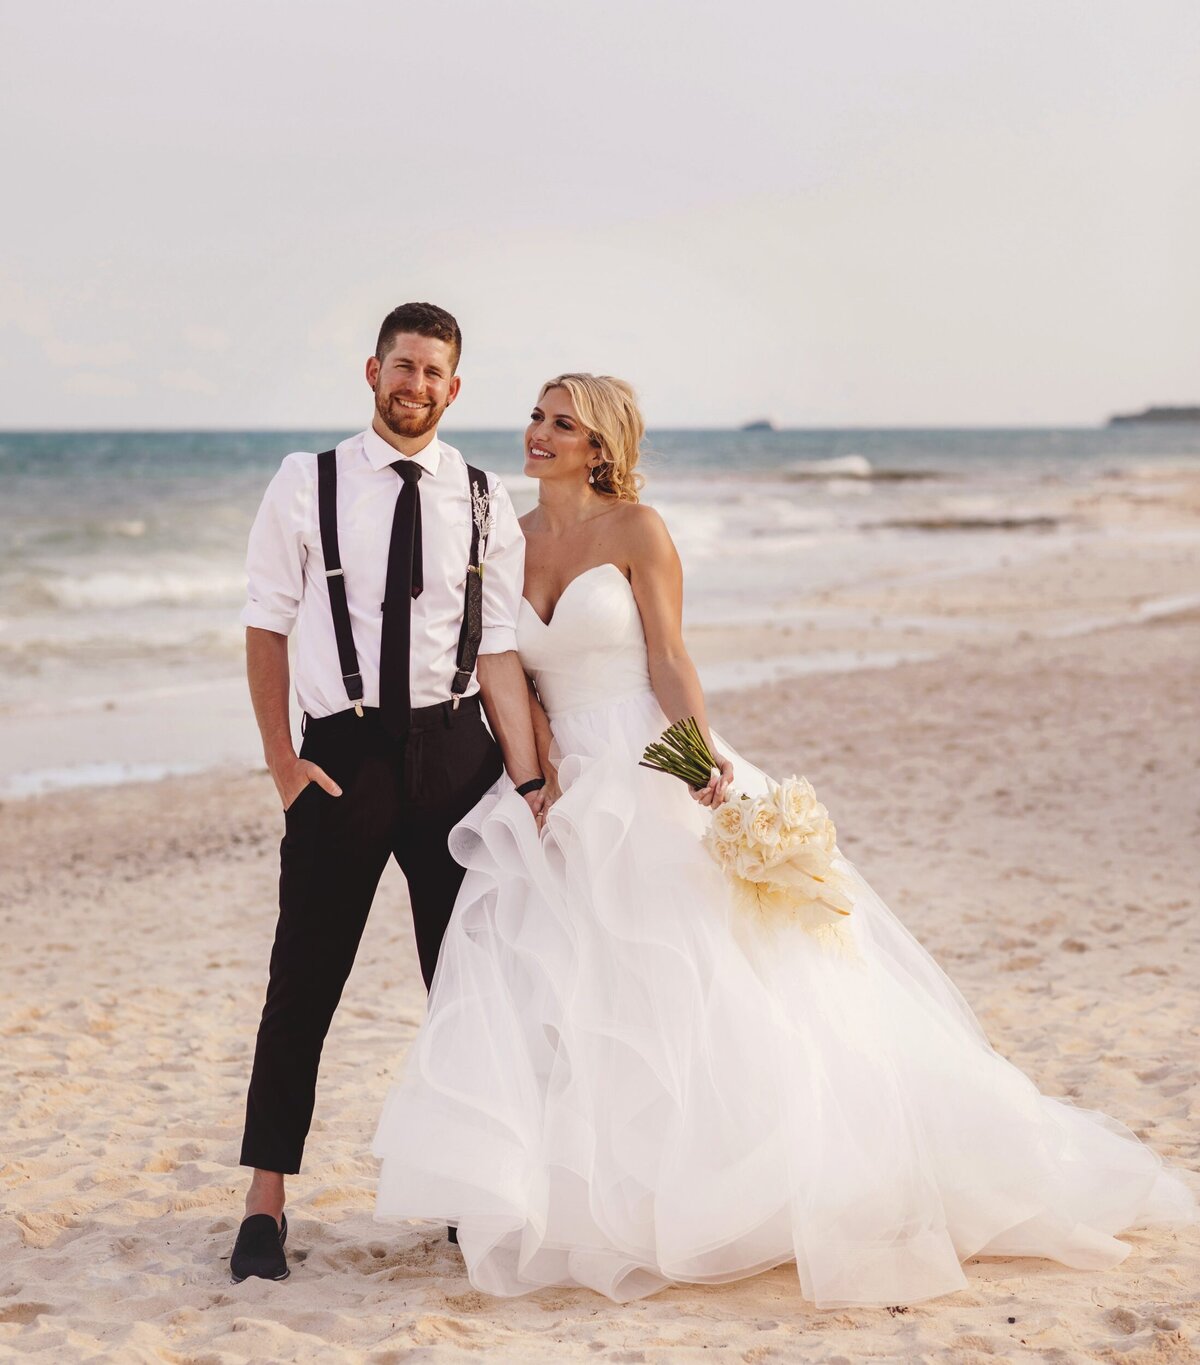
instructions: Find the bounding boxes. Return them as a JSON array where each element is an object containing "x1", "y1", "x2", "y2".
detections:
[
  {"x1": 240, "y1": 454, "x2": 309, "y2": 636},
  {"x1": 478, "y1": 475, "x2": 525, "y2": 655}
]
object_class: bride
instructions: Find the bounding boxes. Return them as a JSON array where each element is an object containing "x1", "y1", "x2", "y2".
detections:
[{"x1": 373, "y1": 374, "x2": 1196, "y2": 1307}]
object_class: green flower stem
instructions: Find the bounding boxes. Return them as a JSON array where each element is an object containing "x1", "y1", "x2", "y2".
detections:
[{"x1": 640, "y1": 717, "x2": 717, "y2": 789}]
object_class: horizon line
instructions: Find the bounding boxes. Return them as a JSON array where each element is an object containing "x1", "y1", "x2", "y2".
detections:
[{"x1": 0, "y1": 421, "x2": 1125, "y2": 436}]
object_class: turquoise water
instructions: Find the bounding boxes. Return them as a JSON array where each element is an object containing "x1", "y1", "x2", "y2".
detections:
[
  {"x1": 5, "y1": 422, "x2": 1200, "y2": 487},
  {"x1": 3, "y1": 423, "x2": 1199, "y2": 568}
]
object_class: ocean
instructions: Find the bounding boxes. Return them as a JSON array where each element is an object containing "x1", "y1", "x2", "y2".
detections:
[{"x1": 3, "y1": 425, "x2": 1199, "y2": 796}]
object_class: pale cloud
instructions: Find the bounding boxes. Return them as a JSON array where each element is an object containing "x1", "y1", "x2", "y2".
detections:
[
  {"x1": 42, "y1": 339, "x2": 136, "y2": 368},
  {"x1": 68, "y1": 372, "x2": 139, "y2": 398},
  {"x1": 0, "y1": 273, "x2": 137, "y2": 372},
  {"x1": 183, "y1": 325, "x2": 231, "y2": 352},
  {"x1": 0, "y1": 273, "x2": 54, "y2": 336},
  {"x1": 160, "y1": 368, "x2": 220, "y2": 395}
]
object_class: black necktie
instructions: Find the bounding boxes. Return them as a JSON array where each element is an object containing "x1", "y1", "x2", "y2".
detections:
[{"x1": 379, "y1": 459, "x2": 424, "y2": 737}]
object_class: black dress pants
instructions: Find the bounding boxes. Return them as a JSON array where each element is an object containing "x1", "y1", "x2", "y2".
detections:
[{"x1": 239, "y1": 695, "x2": 503, "y2": 1175}]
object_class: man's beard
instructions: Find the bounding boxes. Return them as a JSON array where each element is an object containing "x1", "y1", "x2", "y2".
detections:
[{"x1": 375, "y1": 388, "x2": 446, "y2": 441}]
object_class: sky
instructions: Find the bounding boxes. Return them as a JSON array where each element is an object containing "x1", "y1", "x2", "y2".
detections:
[{"x1": 1, "y1": 0, "x2": 1197, "y2": 429}]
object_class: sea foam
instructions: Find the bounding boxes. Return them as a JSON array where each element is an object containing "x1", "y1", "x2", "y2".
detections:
[{"x1": 27, "y1": 568, "x2": 246, "y2": 612}]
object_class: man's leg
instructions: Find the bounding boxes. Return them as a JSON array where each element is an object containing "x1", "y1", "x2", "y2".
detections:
[
  {"x1": 393, "y1": 701, "x2": 503, "y2": 989},
  {"x1": 391, "y1": 702, "x2": 501, "y2": 1250},
  {"x1": 241, "y1": 735, "x2": 398, "y2": 1177}
]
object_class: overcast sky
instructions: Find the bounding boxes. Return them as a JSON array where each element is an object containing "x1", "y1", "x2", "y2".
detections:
[{"x1": 1, "y1": 0, "x2": 1197, "y2": 429}]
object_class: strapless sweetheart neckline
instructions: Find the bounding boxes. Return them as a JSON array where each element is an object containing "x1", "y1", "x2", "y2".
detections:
[{"x1": 520, "y1": 561, "x2": 628, "y2": 629}]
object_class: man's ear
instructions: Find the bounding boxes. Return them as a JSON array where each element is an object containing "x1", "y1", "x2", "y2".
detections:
[
  {"x1": 365, "y1": 355, "x2": 381, "y2": 388},
  {"x1": 445, "y1": 374, "x2": 462, "y2": 407}
]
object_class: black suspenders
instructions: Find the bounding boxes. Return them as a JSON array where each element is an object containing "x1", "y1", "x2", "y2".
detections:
[
  {"x1": 316, "y1": 450, "x2": 364, "y2": 716},
  {"x1": 315, "y1": 449, "x2": 492, "y2": 718}
]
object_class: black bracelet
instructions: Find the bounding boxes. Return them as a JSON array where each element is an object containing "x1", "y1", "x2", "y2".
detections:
[{"x1": 515, "y1": 777, "x2": 546, "y2": 796}]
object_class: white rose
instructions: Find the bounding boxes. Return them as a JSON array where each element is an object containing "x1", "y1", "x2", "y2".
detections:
[
  {"x1": 747, "y1": 798, "x2": 784, "y2": 849},
  {"x1": 712, "y1": 800, "x2": 746, "y2": 842},
  {"x1": 779, "y1": 824, "x2": 808, "y2": 852},
  {"x1": 810, "y1": 814, "x2": 837, "y2": 852},
  {"x1": 711, "y1": 837, "x2": 740, "y2": 868},
  {"x1": 779, "y1": 776, "x2": 817, "y2": 828}
]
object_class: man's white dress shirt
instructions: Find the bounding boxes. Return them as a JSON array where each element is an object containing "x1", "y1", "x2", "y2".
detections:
[{"x1": 241, "y1": 427, "x2": 525, "y2": 719}]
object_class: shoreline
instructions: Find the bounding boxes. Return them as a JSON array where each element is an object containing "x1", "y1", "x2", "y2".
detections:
[
  {"x1": 5, "y1": 579, "x2": 1200, "y2": 802},
  {"x1": 5, "y1": 453, "x2": 1200, "y2": 800}
]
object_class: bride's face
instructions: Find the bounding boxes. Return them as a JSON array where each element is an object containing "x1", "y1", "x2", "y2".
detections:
[{"x1": 524, "y1": 387, "x2": 602, "y2": 485}]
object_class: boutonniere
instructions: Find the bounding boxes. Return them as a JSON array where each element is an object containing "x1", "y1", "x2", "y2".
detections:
[{"x1": 471, "y1": 483, "x2": 495, "y2": 541}]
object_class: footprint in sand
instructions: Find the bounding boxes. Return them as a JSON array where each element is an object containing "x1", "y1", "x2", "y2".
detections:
[
  {"x1": 15, "y1": 1212, "x2": 81, "y2": 1250},
  {"x1": 440, "y1": 1290, "x2": 491, "y2": 1313},
  {"x1": 953, "y1": 1333, "x2": 1004, "y2": 1355},
  {"x1": 0, "y1": 1302, "x2": 53, "y2": 1325},
  {"x1": 1107, "y1": 1307, "x2": 1141, "y2": 1335}
]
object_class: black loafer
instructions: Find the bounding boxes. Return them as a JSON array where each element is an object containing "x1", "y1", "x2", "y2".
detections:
[{"x1": 230, "y1": 1212, "x2": 289, "y2": 1283}]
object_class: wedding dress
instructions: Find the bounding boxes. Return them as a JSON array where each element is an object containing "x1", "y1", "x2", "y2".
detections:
[{"x1": 373, "y1": 562, "x2": 1196, "y2": 1306}]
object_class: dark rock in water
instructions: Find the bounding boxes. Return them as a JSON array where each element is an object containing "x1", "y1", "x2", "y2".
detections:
[
  {"x1": 1109, "y1": 405, "x2": 1200, "y2": 425},
  {"x1": 740, "y1": 418, "x2": 776, "y2": 432},
  {"x1": 880, "y1": 515, "x2": 1061, "y2": 532},
  {"x1": 786, "y1": 460, "x2": 941, "y2": 482}
]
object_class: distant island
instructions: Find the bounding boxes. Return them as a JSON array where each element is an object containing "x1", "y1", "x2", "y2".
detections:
[
  {"x1": 740, "y1": 418, "x2": 776, "y2": 432},
  {"x1": 1108, "y1": 405, "x2": 1200, "y2": 426}
]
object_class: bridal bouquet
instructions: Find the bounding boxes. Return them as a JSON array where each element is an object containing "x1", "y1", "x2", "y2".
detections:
[{"x1": 641, "y1": 718, "x2": 853, "y2": 932}]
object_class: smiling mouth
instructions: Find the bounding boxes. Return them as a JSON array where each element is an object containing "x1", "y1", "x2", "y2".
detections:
[
  {"x1": 393, "y1": 398, "x2": 429, "y2": 411},
  {"x1": 529, "y1": 446, "x2": 555, "y2": 460}
]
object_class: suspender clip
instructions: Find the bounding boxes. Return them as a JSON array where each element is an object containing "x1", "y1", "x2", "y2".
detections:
[
  {"x1": 452, "y1": 695, "x2": 461, "y2": 711},
  {"x1": 341, "y1": 669, "x2": 364, "y2": 718}
]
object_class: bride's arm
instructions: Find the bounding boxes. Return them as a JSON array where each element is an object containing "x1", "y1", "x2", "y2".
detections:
[
  {"x1": 526, "y1": 675, "x2": 563, "y2": 805},
  {"x1": 625, "y1": 507, "x2": 734, "y2": 808}
]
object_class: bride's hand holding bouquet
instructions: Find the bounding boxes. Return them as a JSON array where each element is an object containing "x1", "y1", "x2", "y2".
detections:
[
  {"x1": 642, "y1": 717, "x2": 853, "y2": 935},
  {"x1": 642, "y1": 715, "x2": 734, "y2": 808},
  {"x1": 693, "y1": 752, "x2": 734, "y2": 809}
]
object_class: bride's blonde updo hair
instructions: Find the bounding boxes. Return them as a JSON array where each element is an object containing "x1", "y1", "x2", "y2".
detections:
[{"x1": 539, "y1": 373, "x2": 645, "y2": 503}]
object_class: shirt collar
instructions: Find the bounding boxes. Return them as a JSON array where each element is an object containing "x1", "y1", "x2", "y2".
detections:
[{"x1": 362, "y1": 424, "x2": 443, "y2": 478}]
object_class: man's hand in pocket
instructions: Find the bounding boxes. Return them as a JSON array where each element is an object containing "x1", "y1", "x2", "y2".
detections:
[{"x1": 274, "y1": 758, "x2": 343, "y2": 811}]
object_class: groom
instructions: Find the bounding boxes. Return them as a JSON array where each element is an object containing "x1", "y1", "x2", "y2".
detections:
[{"x1": 229, "y1": 302, "x2": 545, "y2": 1283}]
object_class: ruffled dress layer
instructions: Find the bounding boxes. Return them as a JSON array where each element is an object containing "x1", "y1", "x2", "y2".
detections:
[{"x1": 374, "y1": 564, "x2": 1196, "y2": 1306}]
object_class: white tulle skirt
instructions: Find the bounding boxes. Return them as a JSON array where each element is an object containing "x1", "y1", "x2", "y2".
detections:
[{"x1": 373, "y1": 690, "x2": 1196, "y2": 1306}]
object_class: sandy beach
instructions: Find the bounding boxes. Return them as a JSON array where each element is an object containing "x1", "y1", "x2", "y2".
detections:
[{"x1": 3, "y1": 480, "x2": 1199, "y2": 1363}]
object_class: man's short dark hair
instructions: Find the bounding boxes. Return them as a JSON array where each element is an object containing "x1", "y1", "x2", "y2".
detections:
[{"x1": 376, "y1": 302, "x2": 462, "y2": 371}]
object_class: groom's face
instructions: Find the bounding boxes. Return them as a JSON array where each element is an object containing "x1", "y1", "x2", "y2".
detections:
[{"x1": 367, "y1": 333, "x2": 461, "y2": 441}]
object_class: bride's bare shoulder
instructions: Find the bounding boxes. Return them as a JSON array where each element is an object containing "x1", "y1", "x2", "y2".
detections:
[
  {"x1": 612, "y1": 499, "x2": 665, "y2": 529},
  {"x1": 613, "y1": 501, "x2": 676, "y2": 561}
]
